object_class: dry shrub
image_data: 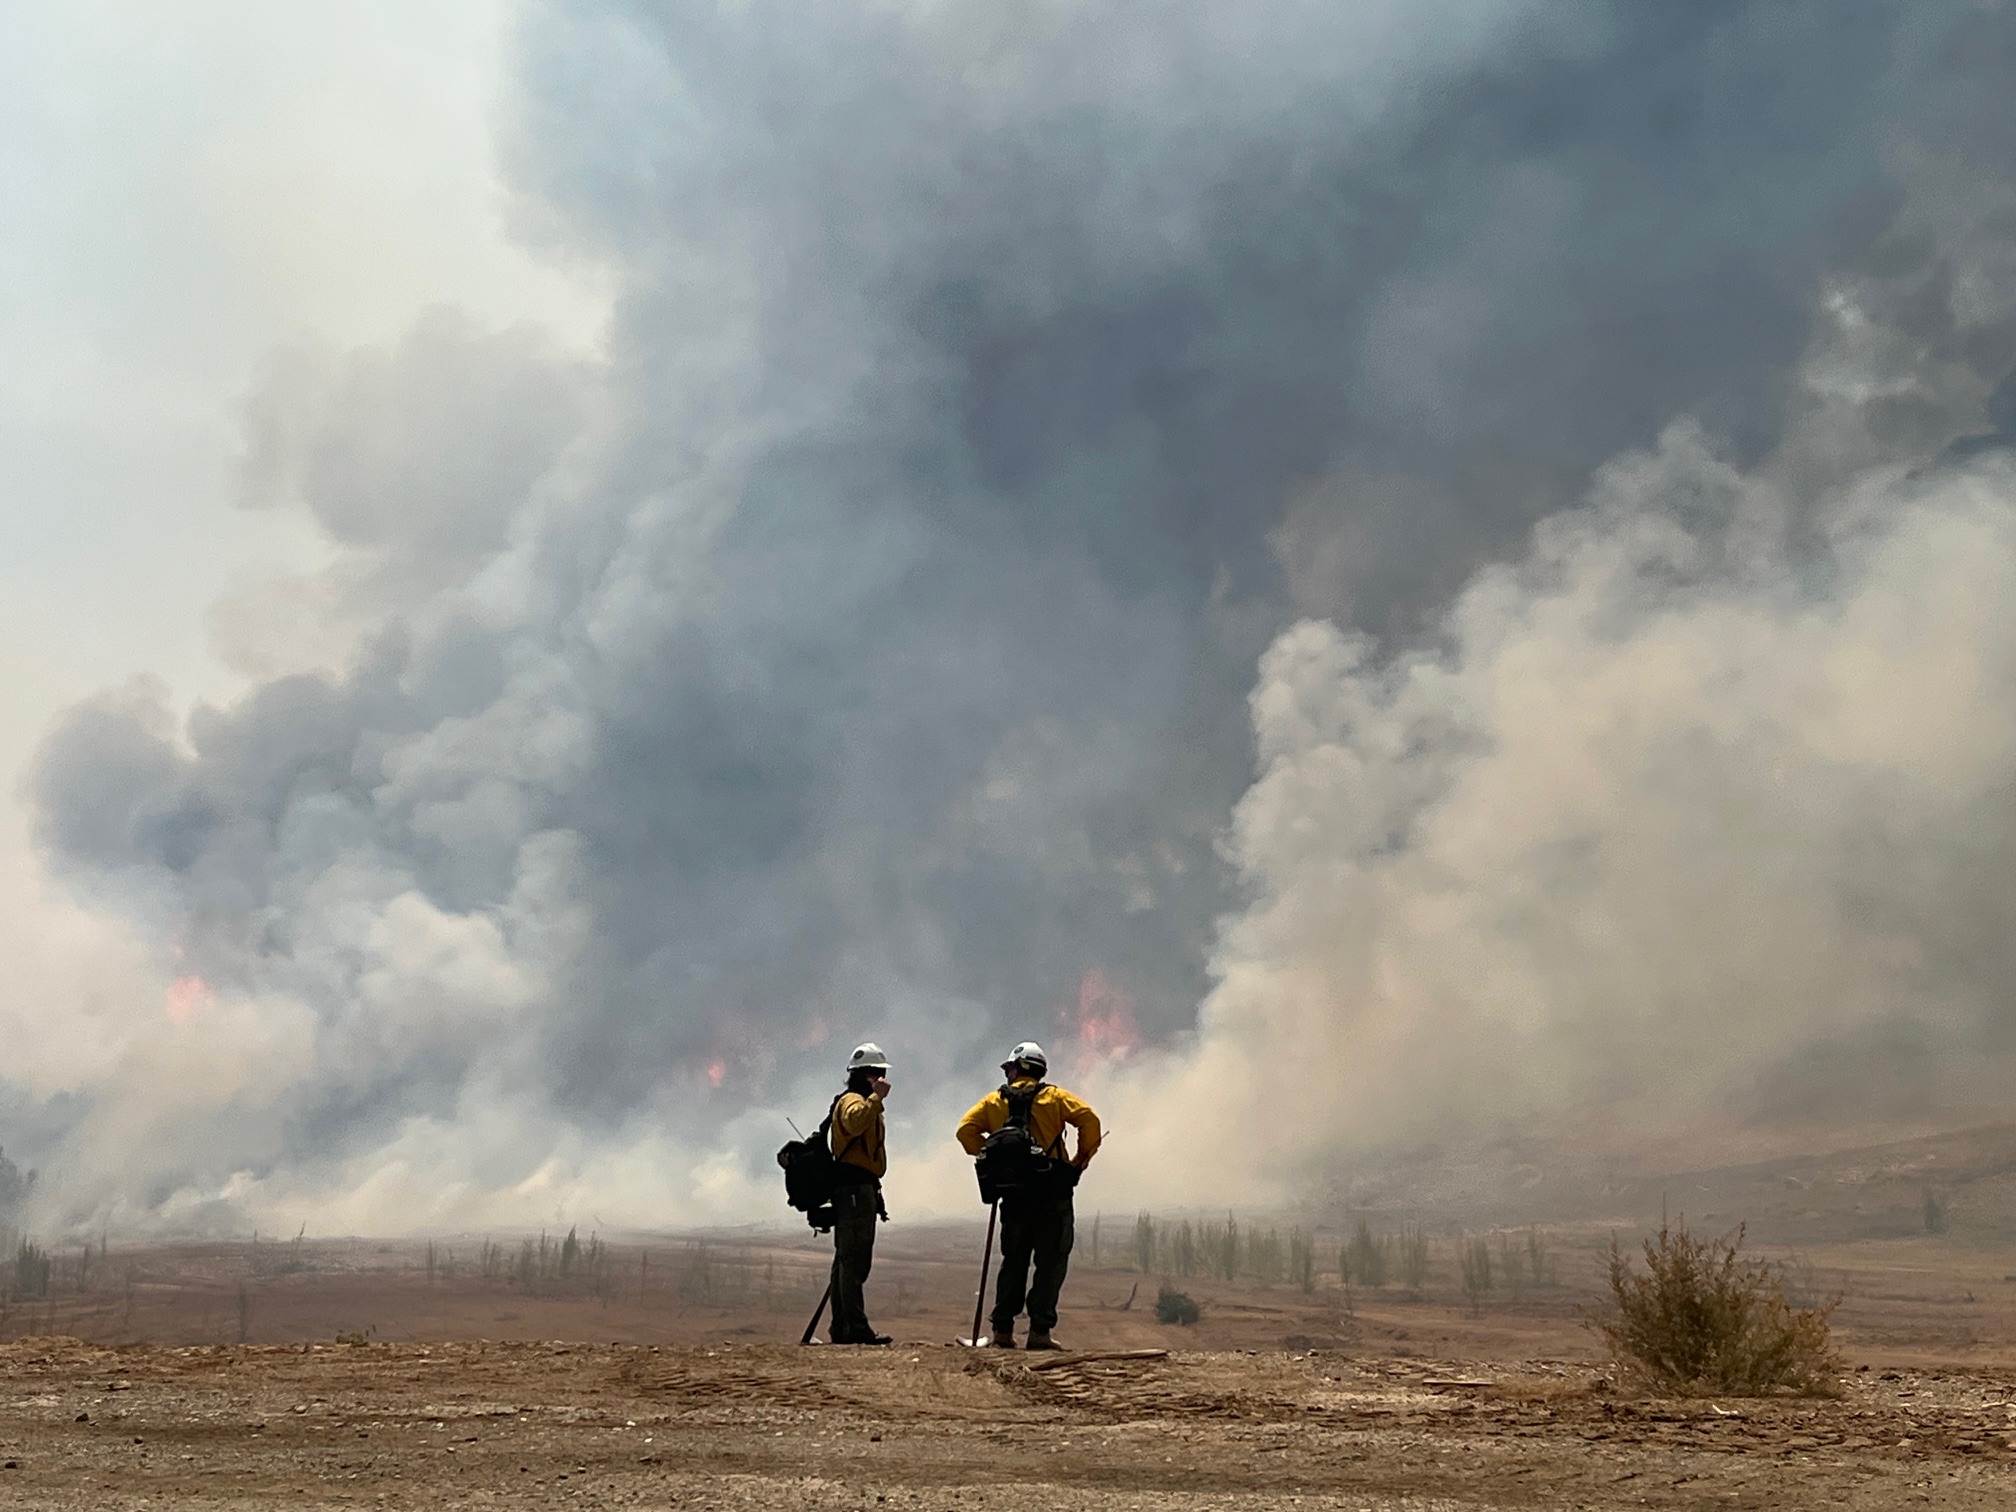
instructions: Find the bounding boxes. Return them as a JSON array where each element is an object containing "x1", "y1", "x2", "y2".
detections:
[{"x1": 1591, "y1": 1220, "x2": 1841, "y2": 1397}]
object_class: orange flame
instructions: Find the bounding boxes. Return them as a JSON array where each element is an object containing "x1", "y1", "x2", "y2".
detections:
[
  {"x1": 165, "y1": 974, "x2": 215, "y2": 1025},
  {"x1": 1065, "y1": 967, "x2": 1140, "y2": 1063},
  {"x1": 706, "y1": 1059, "x2": 727, "y2": 1087}
]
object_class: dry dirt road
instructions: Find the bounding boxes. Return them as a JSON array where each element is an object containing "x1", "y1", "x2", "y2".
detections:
[{"x1": 4, "y1": 1336, "x2": 2016, "y2": 1510}]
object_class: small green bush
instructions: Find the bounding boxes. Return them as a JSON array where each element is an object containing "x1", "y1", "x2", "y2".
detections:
[{"x1": 1154, "y1": 1283, "x2": 1200, "y2": 1325}]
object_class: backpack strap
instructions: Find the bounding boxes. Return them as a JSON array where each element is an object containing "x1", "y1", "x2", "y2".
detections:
[{"x1": 825, "y1": 1093, "x2": 858, "y2": 1161}]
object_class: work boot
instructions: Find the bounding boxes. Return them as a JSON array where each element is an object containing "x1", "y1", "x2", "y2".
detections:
[
  {"x1": 831, "y1": 1331, "x2": 893, "y2": 1346},
  {"x1": 988, "y1": 1327, "x2": 1017, "y2": 1349},
  {"x1": 1024, "y1": 1328, "x2": 1063, "y2": 1351}
]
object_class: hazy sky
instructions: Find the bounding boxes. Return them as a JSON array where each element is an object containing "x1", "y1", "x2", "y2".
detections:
[
  {"x1": 0, "y1": 0, "x2": 603, "y2": 748},
  {"x1": 7, "y1": 0, "x2": 2016, "y2": 1235},
  {"x1": 0, "y1": 0, "x2": 605, "y2": 1221}
]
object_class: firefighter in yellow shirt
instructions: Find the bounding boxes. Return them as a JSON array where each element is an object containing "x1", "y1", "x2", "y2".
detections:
[
  {"x1": 955, "y1": 1041, "x2": 1101, "y2": 1350},
  {"x1": 828, "y1": 1042, "x2": 892, "y2": 1345}
]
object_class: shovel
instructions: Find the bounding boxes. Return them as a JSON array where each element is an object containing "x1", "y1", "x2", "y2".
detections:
[{"x1": 956, "y1": 1199, "x2": 999, "y2": 1347}]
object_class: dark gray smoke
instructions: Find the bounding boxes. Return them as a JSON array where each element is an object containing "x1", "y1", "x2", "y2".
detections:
[{"x1": 21, "y1": 0, "x2": 2016, "y2": 1227}]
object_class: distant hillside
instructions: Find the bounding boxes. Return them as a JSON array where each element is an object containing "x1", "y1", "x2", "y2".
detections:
[{"x1": 1323, "y1": 1122, "x2": 2016, "y2": 1244}]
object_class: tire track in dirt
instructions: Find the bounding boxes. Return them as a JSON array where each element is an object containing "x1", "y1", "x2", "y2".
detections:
[
  {"x1": 1000, "y1": 1353, "x2": 1303, "y2": 1422},
  {"x1": 620, "y1": 1354, "x2": 842, "y2": 1405}
]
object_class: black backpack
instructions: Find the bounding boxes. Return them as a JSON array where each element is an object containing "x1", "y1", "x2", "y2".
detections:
[
  {"x1": 974, "y1": 1083, "x2": 1074, "y2": 1203},
  {"x1": 776, "y1": 1096, "x2": 845, "y2": 1231}
]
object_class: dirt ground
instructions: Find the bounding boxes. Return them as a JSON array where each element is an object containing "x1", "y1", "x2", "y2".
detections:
[
  {"x1": 4, "y1": 1334, "x2": 2016, "y2": 1510},
  {"x1": 12, "y1": 1122, "x2": 2016, "y2": 1506},
  {"x1": 4, "y1": 1228, "x2": 2016, "y2": 1507}
]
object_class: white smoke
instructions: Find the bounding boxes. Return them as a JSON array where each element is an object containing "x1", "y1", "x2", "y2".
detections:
[{"x1": 1097, "y1": 306, "x2": 2016, "y2": 1202}]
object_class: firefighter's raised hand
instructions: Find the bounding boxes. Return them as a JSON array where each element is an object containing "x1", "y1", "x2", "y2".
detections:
[{"x1": 870, "y1": 1074, "x2": 891, "y2": 1099}]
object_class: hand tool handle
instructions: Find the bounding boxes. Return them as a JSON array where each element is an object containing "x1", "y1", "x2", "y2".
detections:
[
  {"x1": 970, "y1": 1200, "x2": 999, "y2": 1344},
  {"x1": 801, "y1": 1279, "x2": 833, "y2": 1345}
]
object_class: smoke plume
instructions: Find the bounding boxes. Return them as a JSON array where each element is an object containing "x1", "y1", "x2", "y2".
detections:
[{"x1": 16, "y1": 0, "x2": 2016, "y2": 1229}]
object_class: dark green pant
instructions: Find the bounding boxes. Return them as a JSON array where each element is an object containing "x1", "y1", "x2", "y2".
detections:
[
  {"x1": 828, "y1": 1183, "x2": 879, "y2": 1341},
  {"x1": 991, "y1": 1192, "x2": 1074, "y2": 1334}
]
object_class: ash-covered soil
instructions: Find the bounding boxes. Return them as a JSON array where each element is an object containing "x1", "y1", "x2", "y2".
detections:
[{"x1": 4, "y1": 1336, "x2": 2015, "y2": 1509}]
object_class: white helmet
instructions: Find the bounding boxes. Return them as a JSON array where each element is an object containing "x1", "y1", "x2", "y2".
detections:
[
  {"x1": 1001, "y1": 1040, "x2": 1047, "y2": 1076},
  {"x1": 847, "y1": 1042, "x2": 890, "y2": 1073}
]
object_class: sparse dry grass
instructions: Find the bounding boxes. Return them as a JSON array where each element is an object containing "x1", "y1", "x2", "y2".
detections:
[{"x1": 1486, "y1": 1373, "x2": 1601, "y2": 1405}]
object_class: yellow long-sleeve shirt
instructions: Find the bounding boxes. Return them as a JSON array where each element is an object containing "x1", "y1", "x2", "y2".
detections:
[
  {"x1": 955, "y1": 1078, "x2": 1101, "y2": 1167},
  {"x1": 831, "y1": 1089, "x2": 887, "y2": 1179}
]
